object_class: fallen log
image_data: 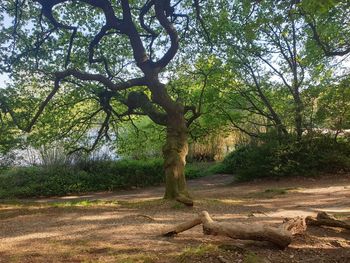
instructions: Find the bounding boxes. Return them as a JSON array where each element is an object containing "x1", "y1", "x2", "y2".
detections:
[
  {"x1": 306, "y1": 212, "x2": 350, "y2": 230},
  {"x1": 162, "y1": 211, "x2": 306, "y2": 249},
  {"x1": 163, "y1": 217, "x2": 202, "y2": 237}
]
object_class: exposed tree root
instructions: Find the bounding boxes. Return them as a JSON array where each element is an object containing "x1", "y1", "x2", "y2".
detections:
[
  {"x1": 162, "y1": 211, "x2": 306, "y2": 249},
  {"x1": 306, "y1": 212, "x2": 350, "y2": 230},
  {"x1": 176, "y1": 194, "x2": 194, "y2": 206}
]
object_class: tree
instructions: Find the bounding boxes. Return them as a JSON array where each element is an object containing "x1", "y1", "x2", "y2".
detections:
[
  {"x1": 0, "y1": 0, "x2": 210, "y2": 204},
  {"x1": 315, "y1": 77, "x2": 350, "y2": 138},
  {"x1": 203, "y1": 0, "x2": 348, "y2": 140},
  {"x1": 0, "y1": 93, "x2": 22, "y2": 154},
  {"x1": 299, "y1": 0, "x2": 350, "y2": 57}
]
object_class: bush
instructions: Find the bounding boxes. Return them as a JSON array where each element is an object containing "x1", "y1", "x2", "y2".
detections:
[
  {"x1": 0, "y1": 159, "x2": 163, "y2": 198},
  {"x1": 185, "y1": 162, "x2": 219, "y2": 178},
  {"x1": 0, "y1": 158, "x2": 212, "y2": 198},
  {"x1": 219, "y1": 135, "x2": 350, "y2": 181}
]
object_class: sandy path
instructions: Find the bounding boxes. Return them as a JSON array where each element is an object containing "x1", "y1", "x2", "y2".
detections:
[
  {"x1": 28, "y1": 173, "x2": 234, "y2": 203},
  {"x1": 0, "y1": 173, "x2": 349, "y2": 263}
]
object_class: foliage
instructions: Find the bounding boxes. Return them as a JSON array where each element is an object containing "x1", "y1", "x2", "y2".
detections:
[
  {"x1": 0, "y1": 0, "x2": 349, "y2": 196},
  {"x1": 300, "y1": 0, "x2": 350, "y2": 57},
  {"x1": 0, "y1": 159, "x2": 213, "y2": 198},
  {"x1": 314, "y1": 78, "x2": 350, "y2": 132},
  {"x1": 0, "y1": 159, "x2": 160, "y2": 198},
  {"x1": 116, "y1": 117, "x2": 165, "y2": 159},
  {"x1": 0, "y1": 95, "x2": 22, "y2": 154},
  {"x1": 185, "y1": 161, "x2": 219, "y2": 179},
  {"x1": 198, "y1": 0, "x2": 350, "y2": 140},
  {"x1": 219, "y1": 135, "x2": 350, "y2": 181}
]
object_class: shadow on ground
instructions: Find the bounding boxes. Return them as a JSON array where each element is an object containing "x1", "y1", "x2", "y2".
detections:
[{"x1": 0, "y1": 173, "x2": 349, "y2": 262}]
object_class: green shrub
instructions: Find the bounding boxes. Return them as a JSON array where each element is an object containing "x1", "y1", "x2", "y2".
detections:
[
  {"x1": 219, "y1": 135, "x2": 350, "y2": 181},
  {"x1": 185, "y1": 162, "x2": 218, "y2": 179},
  {"x1": 0, "y1": 158, "x2": 213, "y2": 198}
]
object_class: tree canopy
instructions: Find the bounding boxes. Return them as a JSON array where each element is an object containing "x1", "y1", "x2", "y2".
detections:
[{"x1": 0, "y1": 0, "x2": 349, "y2": 203}]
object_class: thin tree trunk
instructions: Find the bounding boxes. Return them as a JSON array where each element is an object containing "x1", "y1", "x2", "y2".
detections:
[
  {"x1": 245, "y1": 65, "x2": 288, "y2": 139},
  {"x1": 291, "y1": 11, "x2": 304, "y2": 141},
  {"x1": 294, "y1": 92, "x2": 303, "y2": 140},
  {"x1": 163, "y1": 110, "x2": 193, "y2": 206}
]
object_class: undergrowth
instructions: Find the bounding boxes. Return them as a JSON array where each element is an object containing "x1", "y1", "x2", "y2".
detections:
[
  {"x1": 0, "y1": 159, "x2": 214, "y2": 198},
  {"x1": 217, "y1": 135, "x2": 350, "y2": 181}
]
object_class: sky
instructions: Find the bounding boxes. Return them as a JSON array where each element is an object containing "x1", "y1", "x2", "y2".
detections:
[
  {"x1": 0, "y1": 14, "x2": 12, "y2": 89},
  {"x1": 0, "y1": 73, "x2": 9, "y2": 88}
]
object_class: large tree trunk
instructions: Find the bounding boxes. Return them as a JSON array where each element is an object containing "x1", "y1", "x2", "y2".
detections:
[{"x1": 163, "y1": 110, "x2": 193, "y2": 206}]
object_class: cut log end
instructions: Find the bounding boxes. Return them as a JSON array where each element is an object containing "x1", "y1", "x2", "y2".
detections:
[{"x1": 281, "y1": 216, "x2": 306, "y2": 235}]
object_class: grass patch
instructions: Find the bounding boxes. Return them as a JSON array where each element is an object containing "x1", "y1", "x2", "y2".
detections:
[
  {"x1": 118, "y1": 198, "x2": 165, "y2": 209},
  {"x1": 119, "y1": 198, "x2": 193, "y2": 211},
  {"x1": 0, "y1": 197, "x2": 192, "y2": 211},
  {"x1": 243, "y1": 252, "x2": 266, "y2": 263},
  {"x1": 177, "y1": 244, "x2": 218, "y2": 263},
  {"x1": 0, "y1": 199, "x2": 119, "y2": 208},
  {"x1": 50, "y1": 199, "x2": 119, "y2": 207}
]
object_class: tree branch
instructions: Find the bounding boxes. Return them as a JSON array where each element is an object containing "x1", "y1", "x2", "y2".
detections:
[{"x1": 153, "y1": 0, "x2": 179, "y2": 70}]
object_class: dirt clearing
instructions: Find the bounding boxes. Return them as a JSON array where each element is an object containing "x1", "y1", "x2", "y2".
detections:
[{"x1": 1, "y1": 173, "x2": 350, "y2": 263}]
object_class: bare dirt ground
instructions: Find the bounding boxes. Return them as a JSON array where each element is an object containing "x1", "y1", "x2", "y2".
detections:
[{"x1": 1, "y1": 173, "x2": 350, "y2": 263}]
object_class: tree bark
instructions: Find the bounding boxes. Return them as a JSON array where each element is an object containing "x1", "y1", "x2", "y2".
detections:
[
  {"x1": 200, "y1": 211, "x2": 293, "y2": 249},
  {"x1": 163, "y1": 109, "x2": 193, "y2": 206},
  {"x1": 294, "y1": 91, "x2": 303, "y2": 140},
  {"x1": 163, "y1": 217, "x2": 202, "y2": 236},
  {"x1": 162, "y1": 211, "x2": 306, "y2": 249}
]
